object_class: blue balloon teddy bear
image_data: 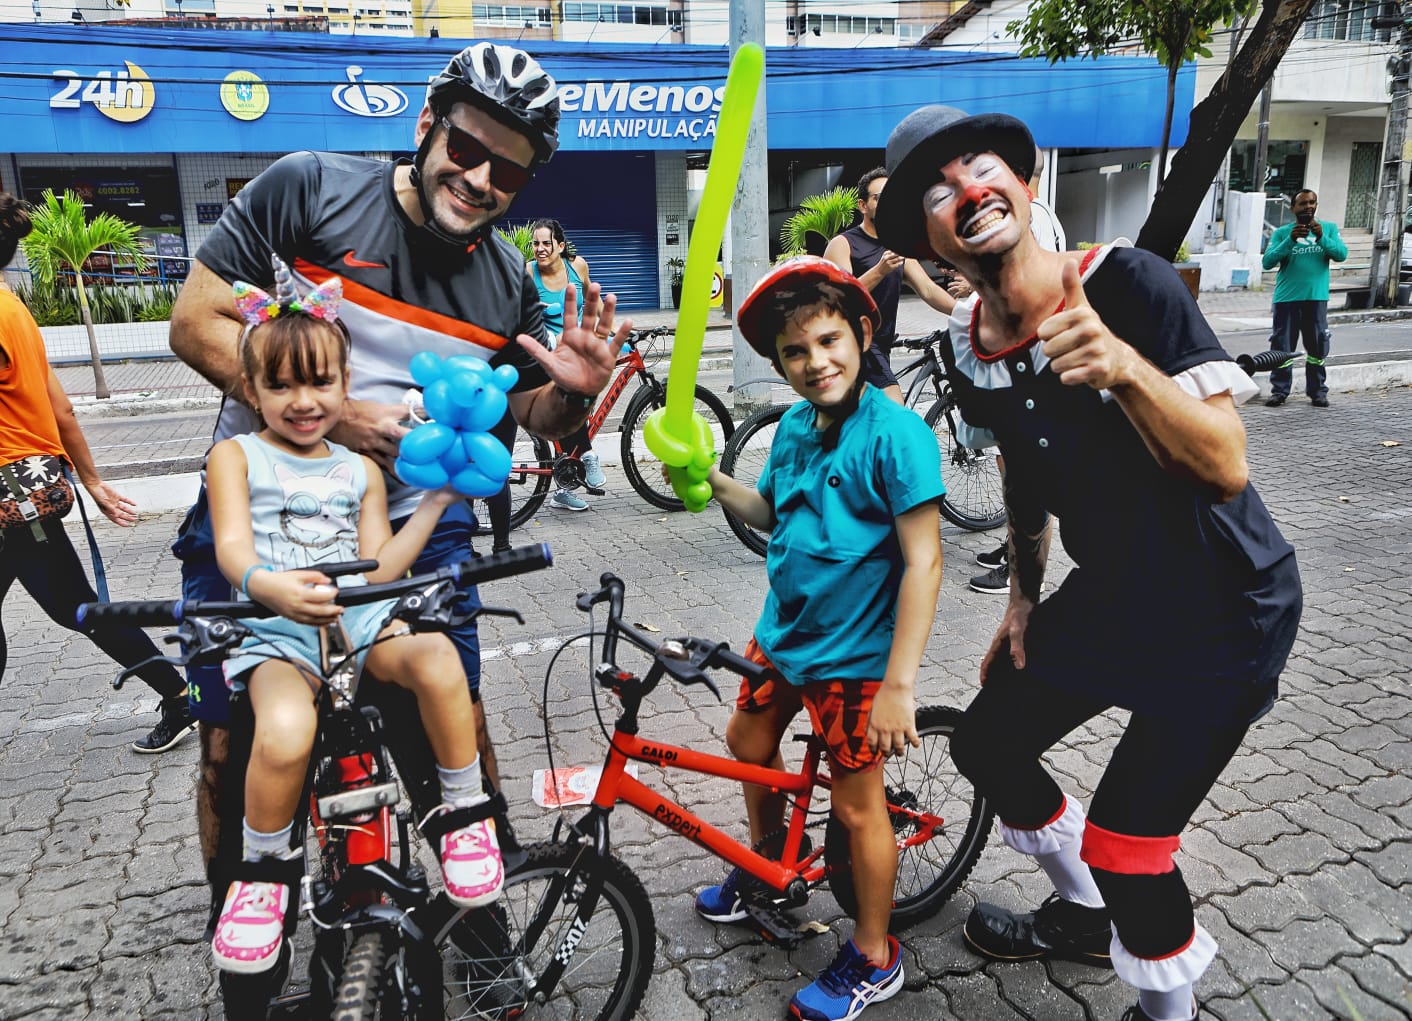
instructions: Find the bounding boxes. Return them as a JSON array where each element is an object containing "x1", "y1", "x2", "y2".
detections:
[{"x1": 394, "y1": 352, "x2": 519, "y2": 498}]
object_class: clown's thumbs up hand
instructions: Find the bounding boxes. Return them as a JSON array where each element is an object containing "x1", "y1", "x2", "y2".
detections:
[{"x1": 1039, "y1": 258, "x2": 1134, "y2": 390}]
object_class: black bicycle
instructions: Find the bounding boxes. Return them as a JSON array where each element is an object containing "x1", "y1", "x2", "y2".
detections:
[
  {"x1": 718, "y1": 332, "x2": 1005, "y2": 556},
  {"x1": 80, "y1": 546, "x2": 555, "y2": 1020}
]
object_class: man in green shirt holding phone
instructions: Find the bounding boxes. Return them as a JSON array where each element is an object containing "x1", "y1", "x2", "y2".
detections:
[{"x1": 1260, "y1": 188, "x2": 1347, "y2": 408}]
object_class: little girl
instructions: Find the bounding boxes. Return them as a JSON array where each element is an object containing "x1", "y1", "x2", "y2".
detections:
[{"x1": 205, "y1": 260, "x2": 501, "y2": 975}]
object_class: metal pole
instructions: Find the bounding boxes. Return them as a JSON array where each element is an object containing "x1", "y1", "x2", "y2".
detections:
[
  {"x1": 1370, "y1": 2, "x2": 1412, "y2": 306},
  {"x1": 1252, "y1": 82, "x2": 1273, "y2": 206},
  {"x1": 728, "y1": 0, "x2": 773, "y2": 415}
]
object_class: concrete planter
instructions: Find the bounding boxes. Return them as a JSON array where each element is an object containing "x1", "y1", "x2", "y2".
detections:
[{"x1": 40, "y1": 320, "x2": 172, "y2": 363}]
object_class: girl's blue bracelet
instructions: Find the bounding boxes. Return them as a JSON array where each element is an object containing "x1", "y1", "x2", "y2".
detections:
[{"x1": 241, "y1": 563, "x2": 274, "y2": 594}]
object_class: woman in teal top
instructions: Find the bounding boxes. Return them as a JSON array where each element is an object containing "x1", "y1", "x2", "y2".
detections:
[{"x1": 483, "y1": 218, "x2": 603, "y2": 542}]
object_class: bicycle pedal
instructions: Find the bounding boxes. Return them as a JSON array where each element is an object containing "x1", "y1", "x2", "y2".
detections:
[
  {"x1": 584, "y1": 485, "x2": 605, "y2": 496},
  {"x1": 743, "y1": 901, "x2": 813, "y2": 951}
]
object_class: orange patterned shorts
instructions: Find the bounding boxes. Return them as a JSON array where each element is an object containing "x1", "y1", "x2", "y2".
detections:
[{"x1": 734, "y1": 638, "x2": 884, "y2": 773}]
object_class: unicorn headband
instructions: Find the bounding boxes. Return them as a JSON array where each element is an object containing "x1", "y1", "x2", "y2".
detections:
[{"x1": 233, "y1": 254, "x2": 343, "y2": 326}]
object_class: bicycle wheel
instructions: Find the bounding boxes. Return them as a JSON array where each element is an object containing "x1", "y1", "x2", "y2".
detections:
[
  {"x1": 924, "y1": 393, "x2": 1006, "y2": 531},
  {"x1": 716, "y1": 403, "x2": 785, "y2": 558},
  {"x1": 470, "y1": 432, "x2": 554, "y2": 537},
  {"x1": 432, "y1": 840, "x2": 655, "y2": 1021},
  {"x1": 620, "y1": 383, "x2": 734, "y2": 511},
  {"x1": 332, "y1": 931, "x2": 396, "y2": 1021},
  {"x1": 824, "y1": 705, "x2": 993, "y2": 930}
]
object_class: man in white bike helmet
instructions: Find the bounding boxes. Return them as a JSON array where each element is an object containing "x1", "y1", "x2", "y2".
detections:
[{"x1": 170, "y1": 41, "x2": 632, "y2": 950}]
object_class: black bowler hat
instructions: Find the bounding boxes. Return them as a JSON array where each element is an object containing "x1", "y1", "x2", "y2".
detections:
[{"x1": 874, "y1": 105, "x2": 1035, "y2": 261}]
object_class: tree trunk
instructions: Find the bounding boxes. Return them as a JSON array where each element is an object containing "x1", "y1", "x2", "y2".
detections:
[
  {"x1": 1136, "y1": 0, "x2": 1319, "y2": 261},
  {"x1": 75, "y1": 276, "x2": 110, "y2": 400}
]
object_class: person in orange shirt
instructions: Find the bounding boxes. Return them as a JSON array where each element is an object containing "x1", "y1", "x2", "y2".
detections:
[{"x1": 0, "y1": 191, "x2": 193, "y2": 752}]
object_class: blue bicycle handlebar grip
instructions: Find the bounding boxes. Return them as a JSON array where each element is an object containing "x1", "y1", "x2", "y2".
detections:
[
  {"x1": 1236, "y1": 349, "x2": 1293, "y2": 375},
  {"x1": 76, "y1": 599, "x2": 185, "y2": 629}
]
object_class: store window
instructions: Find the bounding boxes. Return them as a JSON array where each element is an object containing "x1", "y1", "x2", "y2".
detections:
[{"x1": 18, "y1": 165, "x2": 188, "y2": 280}]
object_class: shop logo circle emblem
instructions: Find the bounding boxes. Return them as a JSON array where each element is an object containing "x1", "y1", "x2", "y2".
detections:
[
  {"x1": 332, "y1": 66, "x2": 408, "y2": 118},
  {"x1": 220, "y1": 71, "x2": 269, "y2": 121},
  {"x1": 97, "y1": 61, "x2": 155, "y2": 123}
]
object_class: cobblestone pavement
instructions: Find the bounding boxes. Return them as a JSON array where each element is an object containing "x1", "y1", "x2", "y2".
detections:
[{"x1": 0, "y1": 387, "x2": 1409, "y2": 1020}]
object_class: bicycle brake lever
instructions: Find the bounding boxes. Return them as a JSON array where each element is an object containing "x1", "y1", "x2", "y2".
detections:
[
  {"x1": 113, "y1": 653, "x2": 186, "y2": 690},
  {"x1": 471, "y1": 604, "x2": 525, "y2": 625}
]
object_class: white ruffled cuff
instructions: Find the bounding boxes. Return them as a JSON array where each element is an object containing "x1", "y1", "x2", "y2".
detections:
[
  {"x1": 1111, "y1": 922, "x2": 1218, "y2": 992},
  {"x1": 997, "y1": 794, "x2": 1085, "y2": 857},
  {"x1": 1100, "y1": 359, "x2": 1259, "y2": 406},
  {"x1": 1175, "y1": 360, "x2": 1260, "y2": 405}
]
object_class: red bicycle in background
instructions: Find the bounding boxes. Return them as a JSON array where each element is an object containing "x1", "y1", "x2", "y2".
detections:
[{"x1": 470, "y1": 326, "x2": 734, "y2": 535}]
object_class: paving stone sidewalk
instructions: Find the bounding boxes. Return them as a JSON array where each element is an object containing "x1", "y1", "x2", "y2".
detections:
[{"x1": 0, "y1": 387, "x2": 1409, "y2": 1019}]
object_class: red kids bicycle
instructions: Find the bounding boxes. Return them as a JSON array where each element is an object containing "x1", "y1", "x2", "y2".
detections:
[
  {"x1": 471, "y1": 326, "x2": 734, "y2": 534},
  {"x1": 430, "y1": 573, "x2": 993, "y2": 1020}
]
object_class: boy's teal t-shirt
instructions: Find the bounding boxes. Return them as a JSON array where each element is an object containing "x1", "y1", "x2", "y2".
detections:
[{"x1": 754, "y1": 385, "x2": 944, "y2": 686}]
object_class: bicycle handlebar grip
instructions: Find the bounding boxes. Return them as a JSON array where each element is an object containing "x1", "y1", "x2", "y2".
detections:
[
  {"x1": 451, "y1": 543, "x2": 554, "y2": 587},
  {"x1": 77, "y1": 599, "x2": 185, "y2": 629},
  {"x1": 709, "y1": 643, "x2": 768, "y2": 682},
  {"x1": 1236, "y1": 349, "x2": 1291, "y2": 375}
]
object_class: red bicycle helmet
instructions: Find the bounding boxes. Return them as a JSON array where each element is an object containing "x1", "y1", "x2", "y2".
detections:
[{"x1": 736, "y1": 256, "x2": 880, "y2": 360}]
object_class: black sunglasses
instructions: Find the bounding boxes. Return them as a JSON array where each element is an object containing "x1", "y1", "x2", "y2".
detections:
[{"x1": 439, "y1": 117, "x2": 534, "y2": 192}]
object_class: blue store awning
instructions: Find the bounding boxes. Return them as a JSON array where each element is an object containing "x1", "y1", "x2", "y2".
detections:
[{"x1": 0, "y1": 24, "x2": 1193, "y2": 155}]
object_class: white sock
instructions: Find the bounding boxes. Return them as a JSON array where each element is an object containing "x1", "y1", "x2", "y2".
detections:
[
  {"x1": 1139, "y1": 986, "x2": 1196, "y2": 1021},
  {"x1": 1035, "y1": 838, "x2": 1105, "y2": 908},
  {"x1": 438, "y1": 756, "x2": 488, "y2": 809},
  {"x1": 242, "y1": 818, "x2": 294, "y2": 863}
]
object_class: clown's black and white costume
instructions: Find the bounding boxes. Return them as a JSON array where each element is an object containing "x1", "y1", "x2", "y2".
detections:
[{"x1": 943, "y1": 242, "x2": 1302, "y2": 994}]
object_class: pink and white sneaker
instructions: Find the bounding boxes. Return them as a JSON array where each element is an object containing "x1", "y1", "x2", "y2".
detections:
[
  {"x1": 211, "y1": 879, "x2": 287, "y2": 974},
  {"x1": 437, "y1": 811, "x2": 504, "y2": 908}
]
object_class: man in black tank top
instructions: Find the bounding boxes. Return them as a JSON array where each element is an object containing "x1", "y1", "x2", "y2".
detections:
[{"x1": 824, "y1": 167, "x2": 957, "y2": 401}]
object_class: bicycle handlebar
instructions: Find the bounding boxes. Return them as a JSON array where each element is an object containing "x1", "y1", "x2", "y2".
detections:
[
  {"x1": 77, "y1": 543, "x2": 554, "y2": 629},
  {"x1": 576, "y1": 572, "x2": 772, "y2": 697},
  {"x1": 1236, "y1": 349, "x2": 1302, "y2": 375},
  {"x1": 896, "y1": 329, "x2": 948, "y2": 352}
]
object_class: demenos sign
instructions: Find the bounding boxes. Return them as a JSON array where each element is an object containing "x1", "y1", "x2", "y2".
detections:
[{"x1": 560, "y1": 80, "x2": 726, "y2": 141}]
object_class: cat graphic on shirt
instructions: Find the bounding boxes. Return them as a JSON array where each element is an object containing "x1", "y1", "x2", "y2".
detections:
[{"x1": 272, "y1": 460, "x2": 360, "y2": 569}]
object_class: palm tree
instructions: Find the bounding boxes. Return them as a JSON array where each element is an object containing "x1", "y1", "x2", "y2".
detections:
[
  {"x1": 496, "y1": 221, "x2": 535, "y2": 262},
  {"x1": 22, "y1": 189, "x2": 147, "y2": 399},
  {"x1": 778, "y1": 186, "x2": 859, "y2": 258}
]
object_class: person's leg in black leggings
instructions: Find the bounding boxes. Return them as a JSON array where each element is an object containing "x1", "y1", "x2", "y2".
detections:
[
  {"x1": 0, "y1": 518, "x2": 184, "y2": 698},
  {"x1": 485, "y1": 410, "x2": 518, "y2": 553},
  {"x1": 950, "y1": 658, "x2": 1115, "y2": 967},
  {"x1": 1082, "y1": 713, "x2": 1250, "y2": 1019}
]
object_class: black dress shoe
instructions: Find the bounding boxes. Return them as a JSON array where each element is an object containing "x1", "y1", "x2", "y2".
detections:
[
  {"x1": 1264, "y1": 394, "x2": 1287, "y2": 407},
  {"x1": 1311, "y1": 394, "x2": 1330, "y2": 408},
  {"x1": 963, "y1": 893, "x2": 1112, "y2": 966}
]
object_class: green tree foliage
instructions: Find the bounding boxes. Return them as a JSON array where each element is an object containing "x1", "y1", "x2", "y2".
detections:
[
  {"x1": 1009, "y1": 0, "x2": 1258, "y2": 197},
  {"x1": 22, "y1": 188, "x2": 147, "y2": 399},
  {"x1": 779, "y1": 186, "x2": 859, "y2": 258}
]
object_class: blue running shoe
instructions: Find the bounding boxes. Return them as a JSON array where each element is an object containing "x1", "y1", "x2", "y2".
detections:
[
  {"x1": 788, "y1": 936, "x2": 903, "y2": 1021},
  {"x1": 694, "y1": 867, "x2": 748, "y2": 923},
  {"x1": 581, "y1": 451, "x2": 606, "y2": 490}
]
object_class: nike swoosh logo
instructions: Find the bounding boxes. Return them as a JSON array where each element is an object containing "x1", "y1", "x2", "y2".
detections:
[{"x1": 343, "y1": 250, "x2": 387, "y2": 269}]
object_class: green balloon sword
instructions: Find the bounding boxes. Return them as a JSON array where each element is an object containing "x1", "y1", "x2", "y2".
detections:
[{"x1": 643, "y1": 43, "x2": 765, "y2": 512}]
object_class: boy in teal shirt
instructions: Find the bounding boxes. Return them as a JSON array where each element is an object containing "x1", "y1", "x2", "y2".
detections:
[
  {"x1": 695, "y1": 257, "x2": 944, "y2": 1021},
  {"x1": 1260, "y1": 188, "x2": 1347, "y2": 407}
]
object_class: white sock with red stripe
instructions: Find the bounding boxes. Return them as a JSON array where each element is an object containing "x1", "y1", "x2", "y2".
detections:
[
  {"x1": 1139, "y1": 986, "x2": 1196, "y2": 1020},
  {"x1": 998, "y1": 795, "x2": 1104, "y2": 908},
  {"x1": 1036, "y1": 837, "x2": 1104, "y2": 908}
]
